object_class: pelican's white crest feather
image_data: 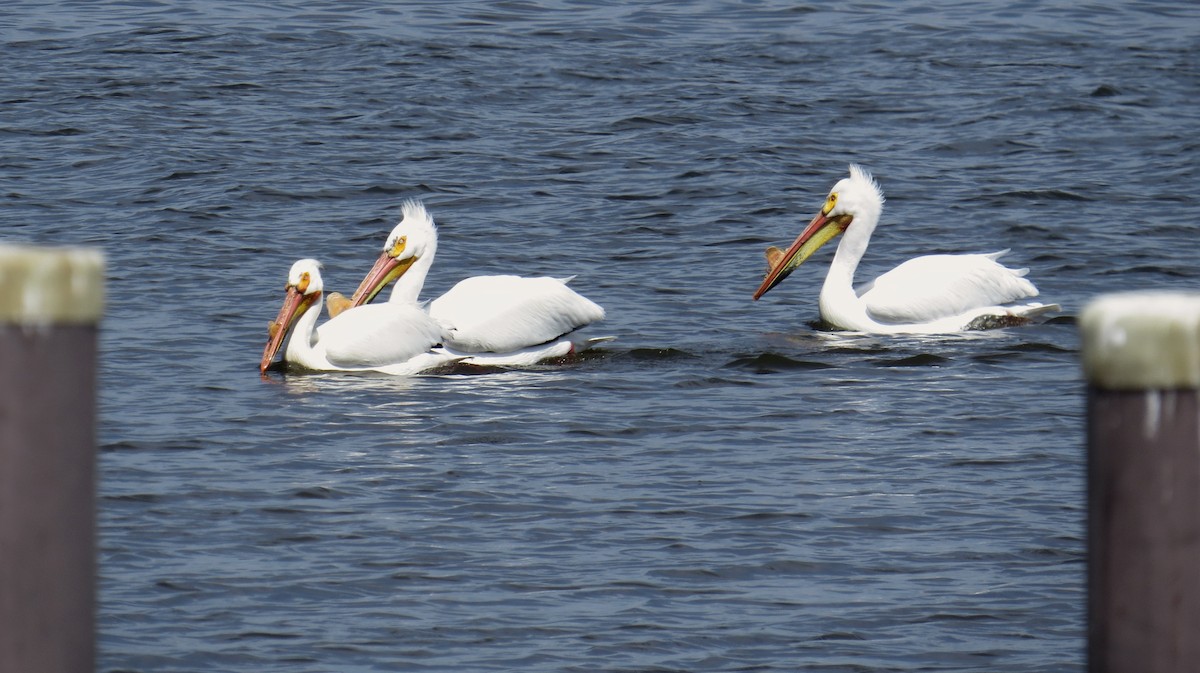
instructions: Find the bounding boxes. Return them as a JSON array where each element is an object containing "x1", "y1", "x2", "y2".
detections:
[
  {"x1": 385, "y1": 198, "x2": 437, "y2": 251},
  {"x1": 846, "y1": 164, "x2": 884, "y2": 209}
]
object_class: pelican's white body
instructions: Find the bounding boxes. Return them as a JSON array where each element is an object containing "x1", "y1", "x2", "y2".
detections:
[
  {"x1": 378, "y1": 201, "x2": 607, "y2": 363},
  {"x1": 275, "y1": 260, "x2": 460, "y2": 375},
  {"x1": 429, "y1": 275, "x2": 604, "y2": 353},
  {"x1": 809, "y1": 165, "x2": 1054, "y2": 333}
]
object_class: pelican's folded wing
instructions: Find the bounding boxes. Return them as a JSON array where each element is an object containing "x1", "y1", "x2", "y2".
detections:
[
  {"x1": 429, "y1": 275, "x2": 605, "y2": 353},
  {"x1": 861, "y1": 251, "x2": 1039, "y2": 324},
  {"x1": 319, "y1": 303, "x2": 448, "y2": 368}
]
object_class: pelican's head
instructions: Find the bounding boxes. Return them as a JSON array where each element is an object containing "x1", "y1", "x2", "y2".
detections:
[
  {"x1": 753, "y1": 164, "x2": 884, "y2": 300},
  {"x1": 349, "y1": 199, "x2": 437, "y2": 307},
  {"x1": 260, "y1": 258, "x2": 324, "y2": 373}
]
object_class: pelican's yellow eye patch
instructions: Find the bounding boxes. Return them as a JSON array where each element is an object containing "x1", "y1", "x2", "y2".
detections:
[
  {"x1": 297, "y1": 272, "x2": 311, "y2": 294},
  {"x1": 390, "y1": 235, "x2": 407, "y2": 259},
  {"x1": 822, "y1": 192, "x2": 838, "y2": 215}
]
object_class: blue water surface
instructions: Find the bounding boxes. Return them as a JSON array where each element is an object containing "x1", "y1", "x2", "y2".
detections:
[{"x1": 3, "y1": 1, "x2": 1198, "y2": 671}]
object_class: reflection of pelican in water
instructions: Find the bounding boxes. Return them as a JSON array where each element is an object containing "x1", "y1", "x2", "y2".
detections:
[{"x1": 754, "y1": 165, "x2": 1058, "y2": 333}]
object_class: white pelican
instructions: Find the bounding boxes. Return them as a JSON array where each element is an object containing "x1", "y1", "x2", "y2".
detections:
[
  {"x1": 346, "y1": 200, "x2": 607, "y2": 364},
  {"x1": 753, "y1": 165, "x2": 1058, "y2": 333},
  {"x1": 259, "y1": 259, "x2": 460, "y2": 375}
]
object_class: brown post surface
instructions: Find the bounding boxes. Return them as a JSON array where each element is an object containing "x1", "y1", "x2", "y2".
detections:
[
  {"x1": 1081, "y1": 292, "x2": 1200, "y2": 673},
  {"x1": 0, "y1": 246, "x2": 104, "y2": 673}
]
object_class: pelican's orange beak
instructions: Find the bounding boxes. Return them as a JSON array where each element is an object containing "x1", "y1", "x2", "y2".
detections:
[
  {"x1": 752, "y1": 209, "x2": 853, "y2": 300},
  {"x1": 349, "y1": 239, "x2": 418, "y2": 308},
  {"x1": 260, "y1": 284, "x2": 320, "y2": 373}
]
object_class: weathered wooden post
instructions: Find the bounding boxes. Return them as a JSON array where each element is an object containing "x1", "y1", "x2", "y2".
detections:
[
  {"x1": 1081, "y1": 291, "x2": 1200, "y2": 673},
  {"x1": 0, "y1": 245, "x2": 104, "y2": 673}
]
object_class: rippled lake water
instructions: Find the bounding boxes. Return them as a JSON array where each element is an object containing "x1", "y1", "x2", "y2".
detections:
[{"x1": 3, "y1": 1, "x2": 1198, "y2": 671}]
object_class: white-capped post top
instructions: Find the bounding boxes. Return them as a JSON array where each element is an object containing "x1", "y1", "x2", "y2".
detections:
[
  {"x1": 0, "y1": 244, "x2": 105, "y2": 326},
  {"x1": 1081, "y1": 291, "x2": 1200, "y2": 390}
]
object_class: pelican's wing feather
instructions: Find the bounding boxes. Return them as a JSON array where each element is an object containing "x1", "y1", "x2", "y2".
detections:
[
  {"x1": 861, "y1": 252, "x2": 1039, "y2": 325},
  {"x1": 429, "y1": 275, "x2": 605, "y2": 353},
  {"x1": 319, "y1": 303, "x2": 448, "y2": 368}
]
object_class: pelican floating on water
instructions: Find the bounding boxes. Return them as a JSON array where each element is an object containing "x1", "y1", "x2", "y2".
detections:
[
  {"x1": 259, "y1": 259, "x2": 460, "y2": 375},
  {"x1": 346, "y1": 200, "x2": 608, "y2": 365},
  {"x1": 753, "y1": 165, "x2": 1057, "y2": 334}
]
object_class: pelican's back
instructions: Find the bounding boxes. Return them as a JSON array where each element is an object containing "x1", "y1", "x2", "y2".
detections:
[
  {"x1": 430, "y1": 275, "x2": 605, "y2": 353},
  {"x1": 862, "y1": 251, "x2": 1039, "y2": 325}
]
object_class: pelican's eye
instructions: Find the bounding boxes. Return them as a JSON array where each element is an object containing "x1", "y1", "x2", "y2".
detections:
[
  {"x1": 297, "y1": 272, "x2": 311, "y2": 294},
  {"x1": 390, "y1": 235, "x2": 407, "y2": 259},
  {"x1": 822, "y1": 192, "x2": 838, "y2": 215}
]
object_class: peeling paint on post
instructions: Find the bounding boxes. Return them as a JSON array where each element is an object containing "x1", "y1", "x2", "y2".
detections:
[
  {"x1": 0, "y1": 245, "x2": 104, "y2": 673},
  {"x1": 1081, "y1": 292, "x2": 1200, "y2": 673}
]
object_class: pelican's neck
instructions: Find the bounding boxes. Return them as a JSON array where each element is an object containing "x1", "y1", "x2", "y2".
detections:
[
  {"x1": 388, "y1": 238, "x2": 436, "y2": 305},
  {"x1": 285, "y1": 294, "x2": 325, "y2": 367},
  {"x1": 819, "y1": 205, "x2": 881, "y2": 331},
  {"x1": 828, "y1": 225, "x2": 868, "y2": 284}
]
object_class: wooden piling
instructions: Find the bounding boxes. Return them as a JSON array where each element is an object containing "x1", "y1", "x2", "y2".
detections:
[
  {"x1": 1081, "y1": 291, "x2": 1200, "y2": 673},
  {"x1": 0, "y1": 245, "x2": 104, "y2": 673}
]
